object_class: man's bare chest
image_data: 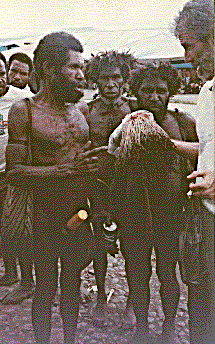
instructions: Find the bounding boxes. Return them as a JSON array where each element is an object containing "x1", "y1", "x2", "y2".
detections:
[
  {"x1": 89, "y1": 103, "x2": 131, "y2": 145},
  {"x1": 32, "y1": 109, "x2": 88, "y2": 146},
  {"x1": 30, "y1": 107, "x2": 89, "y2": 163}
]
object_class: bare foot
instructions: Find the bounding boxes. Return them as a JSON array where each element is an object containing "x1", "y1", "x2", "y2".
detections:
[
  {"x1": 122, "y1": 304, "x2": 136, "y2": 329},
  {"x1": 0, "y1": 274, "x2": 19, "y2": 287},
  {"x1": 1, "y1": 283, "x2": 34, "y2": 305},
  {"x1": 92, "y1": 295, "x2": 107, "y2": 327}
]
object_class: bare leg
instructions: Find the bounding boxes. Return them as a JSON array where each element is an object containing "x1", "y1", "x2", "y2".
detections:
[
  {"x1": 60, "y1": 259, "x2": 81, "y2": 344},
  {"x1": 93, "y1": 251, "x2": 108, "y2": 325},
  {"x1": 122, "y1": 233, "x2": 152, "y2": 343},
  {"x1": 32, "y1": 256, "x2": 58, "y2": 344},
  {"x1": 0, "y1": 239, "x2": 18, "y2": 287},
  {"x1": 155, "y1": 239, "x2": 180, "y2": 343},
  {"x1": 32, "y1": 222, "x2": 59, "y2": 344},
  {"x1": 123, "y1": 289, "x2": 136, "y2": 328},
  {"x1": 1, "y1": 236, "x2": 34, "y2": 304}
]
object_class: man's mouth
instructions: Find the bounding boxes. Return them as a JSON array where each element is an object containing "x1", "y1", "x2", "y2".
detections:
[
  {"x1": 148, "y1": 104, "x2": 160, "y2": 110},
  {"x1": 12, "y1": 81, "x2": 21, "y2": 86},
  {"x1": 74, "y1": 84, "x2": 84, "y2": 92},
  {"x1": 105, "y1": 91, "x2": 117, "y2": 95}
]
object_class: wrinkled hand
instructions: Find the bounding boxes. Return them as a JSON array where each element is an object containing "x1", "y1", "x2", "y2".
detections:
[
  {"x1": 74, "y1": 141, "x2": 108, "y2": 173},
  {"x1": 187, "y1": 170, "x2": 215, "y2": 199}
]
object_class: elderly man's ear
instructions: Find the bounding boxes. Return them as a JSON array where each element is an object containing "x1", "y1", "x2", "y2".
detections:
[{"x1": 42, "y1": 61, "x2": 55, "y2": 77}]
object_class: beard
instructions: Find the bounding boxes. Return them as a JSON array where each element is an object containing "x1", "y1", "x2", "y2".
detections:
[
  {"x1": 50, "y1": 73, "x2": 84, "y2": 104},
  {"x1": 197, "y1": 49, "x2": 214, "y2": 82}
]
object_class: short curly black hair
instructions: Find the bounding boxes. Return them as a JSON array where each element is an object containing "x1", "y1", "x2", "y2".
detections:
[
  {"x1": 9, "y1": 53, "x2": 33, "y2": 74},
  {"x1": 33, "y1": 31, "x2": 83, "y2": 79},
  {"x1": 85, "y1": 50, "x2": 137, "y2": 83},
  {"x1": 129, "y1": 62, "x2": 181, "y2": 98}
]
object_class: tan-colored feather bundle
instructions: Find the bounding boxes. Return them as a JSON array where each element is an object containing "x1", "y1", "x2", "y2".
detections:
[{"x1": 116, "y1": 112, "x2": 177, "y2": 173}]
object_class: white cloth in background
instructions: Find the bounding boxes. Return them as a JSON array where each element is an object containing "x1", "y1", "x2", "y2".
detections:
[
  {"x1": 0, "y1": 85, "x2": 33, "y2": 172},
  {"x1": 196, "y1": 77, "x2": 215, "y2": 214}
]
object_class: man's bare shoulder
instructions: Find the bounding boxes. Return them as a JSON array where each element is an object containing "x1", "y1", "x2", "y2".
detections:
[
  {"x1": 77, "y1": 100, "x2": 89, "y2": 113},
  {"x1": 121, "y1": 96, "x2": 138, "y2": 111},
  {"x1": 168, "y1": 108, "x2": 198, "y2": 142},
  {"x1": 168, "y1": 108, "x2": 196, "y2": 123},
  {"x1": 87, "y1": 97, "x2": 102, "y2": 110},
  {"x1": 8, "y1": 99, "x2": 29, "y2": 142},
  {"x1": 75, "y1": 100, "x2": 90, "y2": 123}
]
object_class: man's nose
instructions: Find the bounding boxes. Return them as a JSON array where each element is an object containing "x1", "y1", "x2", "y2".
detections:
[
  {"x1": 107, "y1": 79, "x2": 114, "y2": 88},
  {"x1": 14, "y1": 73, "x2": 21, "y2": 80},
  {"x1": 185, "y1": 50, "x2": 192, "y2": 63},
  {"x1": 150, "y1": 91, "x2": 159, "y2": 101},
  {"x1": 76, "y1": 69, "x2": 85, "y2": 81}
]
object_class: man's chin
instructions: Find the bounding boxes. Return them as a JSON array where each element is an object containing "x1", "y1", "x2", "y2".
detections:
[
  {"x1": 11, "y1": 82, "x2": 23, "y2": 89},
  {"x1": 54, "y1": 89, "x2": 84, "y2": 104},
  {"x1": 65, "y1": 90, "x2": 84, "y2": 104}
]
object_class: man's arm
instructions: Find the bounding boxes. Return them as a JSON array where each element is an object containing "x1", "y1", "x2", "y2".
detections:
[
  {"x1": 171, "y1": 139, "x2": 199, "y2": 161},
  {"x1": 176, "y1": 111, "x2": 198, "y2": 142},
  {"x1": 6, "y1": 101, "x2": 106, "y2": 189},
  {"x1": 171, "y1": 111, "x2": 199, "y2": 164}
]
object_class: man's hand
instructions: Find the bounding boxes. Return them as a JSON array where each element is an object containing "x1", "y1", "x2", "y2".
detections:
[
  {"x1": 74, "y1": 141, "x2": 108, "y2": 173},
  {"x1": 58, "y1": 141, "x2": 108, "y2": 175},
  {"x1": 187, "y1": 170, "x2": 215, "y2": 199}
]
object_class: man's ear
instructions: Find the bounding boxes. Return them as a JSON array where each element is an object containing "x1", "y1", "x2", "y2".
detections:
[
  {"x1": 208, "y1": 32, "x2": 214, "y2": 50},
  {"x1": 42, "y1": 61, "x2": 55, "y2": 77}
]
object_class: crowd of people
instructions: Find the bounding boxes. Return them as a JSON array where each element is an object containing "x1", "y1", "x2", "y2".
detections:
[{"x1": 0, "y1": 0, "x2": 214, "y2": 344}]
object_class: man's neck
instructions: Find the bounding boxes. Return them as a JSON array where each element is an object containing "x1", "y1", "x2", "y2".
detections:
[
  {"x1": 35, "y1": 84, "x2": 67, "y2": 110},
  {"x1": 0, "y1": 86, "x2": 9, "y2": 97},
  {"x1": 137, "y1": 104, "x2": 167, "y2": 124},
  {"x1": 153, "y1": 111, "x2": 168, "y2": 125},
  {"x1": 100, "y1": 95, "x2": 122, "y2": 106}
]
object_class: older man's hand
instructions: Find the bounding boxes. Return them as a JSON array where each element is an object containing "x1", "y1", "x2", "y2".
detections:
[{"x1": 187, "y1": 170, "x2": 215, "y2": 199}]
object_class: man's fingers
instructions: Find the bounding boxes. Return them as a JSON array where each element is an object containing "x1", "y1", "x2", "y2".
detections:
[
  {"x1": 192, "y1": 189, "x2": 215, "y2": 199},
  {"x1": 83, "y1": 146, "x2": 108, "y2": 158},
  {"x1": 82, "y1": 141, "x2": 92, "y2": 152},
  {"x1": 76, "y1": 157, "x2": 99, "y2": 166},
  {"x1": 78, "y1": 163, "x2": 100, "y2": 173},
  {"x1": 187, "y1": 170, "x2": 206, "y2": 179}
]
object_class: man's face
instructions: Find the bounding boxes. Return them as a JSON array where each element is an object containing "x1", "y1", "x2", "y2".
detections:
[
  {"x1": 97, "y1": 67, "x2": 124, "y2": 100},
  {"x1": 137, "y1": 77, "x2": 169, "y2": 118},
  {"x1": 179, "y1": 29, "x2": 214, "y2": 81},
  {"x1": 0, "y1": 60, "x2": 7, "y2": 96},
  {"x1": 8, "y1": 60, "x2": 30, "y2": 89},
  {"x1": 51, "y1": 50, "x2": 85, "y2": 104}
]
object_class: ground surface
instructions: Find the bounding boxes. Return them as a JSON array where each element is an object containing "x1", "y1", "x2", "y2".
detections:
[{"x1": 0, "y1": 248, "x2": 190, "y2": 344}]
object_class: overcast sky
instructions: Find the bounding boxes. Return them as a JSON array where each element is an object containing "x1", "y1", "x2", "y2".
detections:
[{"x1": 2, "y1": 0, "x2": 188, "y2": 40}]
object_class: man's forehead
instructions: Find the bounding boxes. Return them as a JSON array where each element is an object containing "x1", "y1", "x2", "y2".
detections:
[
  {"x1": 99, "y1": 67, "x2": 121, "y2": 76},
  {"x1": 10, "y1": 59, "x2": 29, "y2": 71},
  {"x1": 67, "y1": 50, "x2": 84, "y2": 65},
  {"x1": 140, "y1": 77, "x2": 168, "y2": 88}
]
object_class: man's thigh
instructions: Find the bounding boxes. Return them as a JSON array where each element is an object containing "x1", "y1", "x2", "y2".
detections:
[
  {"x1": 200, "y1": 204, "x2": 214, "y2": 279},
  {"x1": 155, "y1": 230, "x2": 179, "y2": 279},
  {"x1": 61, "y1": 220, "x2": 92, "y2": 272}
]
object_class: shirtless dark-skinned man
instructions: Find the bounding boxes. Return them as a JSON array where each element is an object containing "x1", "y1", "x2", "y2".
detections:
[
  {"x1": 84, "y1": 51, "x2": 137, "y2": 327},
  {"x1": 5, "y1": 31, "x2": 107, "y2": 344},
  {"x1": 0, "y1": 52, "x2": 34, "y2": 305},
  {"x1": 126, "y1": 62, "x2": 198, "y2": 343}
]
